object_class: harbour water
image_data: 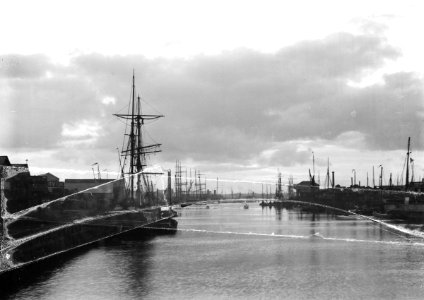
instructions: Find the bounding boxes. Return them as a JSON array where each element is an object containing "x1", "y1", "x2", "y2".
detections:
[{"x1": 3, "y1": 202, "x2": 424, "y2": 299}]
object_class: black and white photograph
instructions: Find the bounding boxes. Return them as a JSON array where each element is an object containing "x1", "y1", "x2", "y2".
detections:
[{"x1": 1, "y1": 0, "x2": 424, "y2": 299}]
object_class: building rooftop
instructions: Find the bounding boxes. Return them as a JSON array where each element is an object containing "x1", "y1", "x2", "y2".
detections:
[
  {"x1": 65, "y1": 179, "x2": 114, "y2": 183},
  {"x1": 39, "y1": 172, "x2": 60, "y2": 180},
  {"x1": 12, "y1": 164, "x2": 29, "y2": 168},
  {"x1": 295, "y1": 181, "x2": 320, "y2": 187},
  {"x1": 0, "y1": 156, "x2": 11, "y2": 166}
]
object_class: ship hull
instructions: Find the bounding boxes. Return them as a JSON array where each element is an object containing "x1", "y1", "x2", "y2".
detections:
[{"x1": 0, "y1": 208, "x2": 177, "y2": 277}]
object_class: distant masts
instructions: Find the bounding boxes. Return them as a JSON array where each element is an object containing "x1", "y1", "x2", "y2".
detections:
[
  {"x1": 366, "y1": 172, "x2": 369, "y2": 187},
  {"x1": 405, "y1": 137, "x2": 411, "y2": 190},
  {"x1": 379, "y1": 165, "x2": 383, "y2": 188},
  {"x1": 276, "y1": 172, "x2": 283, "y2": 199},
  {"x1": 217, "y1": 177, "x2": 219, "y2": 199},
  {"x1": 325, "y1": 158, "x2": 330, "y2": 189},
  {"x1": 288, "y1": 175, "x2": 294, "y2": 198},
  {"x1": 91, "y1": 162, "x2": 101, "y2": 180}
]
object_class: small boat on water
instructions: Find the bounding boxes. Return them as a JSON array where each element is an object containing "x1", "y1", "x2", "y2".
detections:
[
  {"x1": 372, "y1": 212, "x2": 389, "y2": 219},
  {"x1": 194, "y1": 201, "x2": 207, "y2": 206},
  {"x1": 310, "y1": 232, "x2": 325, "y2": 239},
  {"x1": 259, "y1": 201, "x2": 271, "y2": 207},
  {"x1": 243, "y1": 202, "x2": 249, "y2": 209},
  {"x1": 335, "y1": 214, "x2": 361, "y2": 220}
]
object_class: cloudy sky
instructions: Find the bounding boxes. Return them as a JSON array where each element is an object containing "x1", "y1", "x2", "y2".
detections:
[{"x1": 1, "y1": 0, "x2": 423, "y2": 189}]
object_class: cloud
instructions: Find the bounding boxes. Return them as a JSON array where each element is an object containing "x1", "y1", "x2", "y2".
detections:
[
  {"x1": 2, "y1": 30, "x2": 422, "y2": 176},
  {"x1": 101, "y1": 96, "x2": 116, "y2": 105},
  {"x1": 61, "y1": 120, "x2": 101, "y2": 138},
  {"x1": 257, "y1": 141, "x2": 311, "y2": 167},
  {"x1": 277, "y1": 32, "x2": 400, "y2": 80},
  {"x1": 60, "y1": 119, "x2": 103, "y2": 148},
  {"x1": 0, "y1": 54, "x2": 53, "y2": 79}
]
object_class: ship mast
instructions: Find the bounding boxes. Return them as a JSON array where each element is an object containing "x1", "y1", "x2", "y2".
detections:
[
  {"x1": 130, "y1": 72, "x2": 136, "y2": 199},
  {"x1": 405, "y1": 137, "x2": 411, "y2": 191},
  {"x1": 136, "y1": 95, "x2": 143, "y2": 205}
]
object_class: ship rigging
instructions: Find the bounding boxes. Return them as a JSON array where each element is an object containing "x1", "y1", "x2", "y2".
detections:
[{"x1": 114, "y1": 72, "x2": 164, "y2": 207}]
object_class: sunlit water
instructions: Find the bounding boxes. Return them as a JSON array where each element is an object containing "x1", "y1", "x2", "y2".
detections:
[{"x1": 3, "y1": 202, "x2": 424, "y2": 299}]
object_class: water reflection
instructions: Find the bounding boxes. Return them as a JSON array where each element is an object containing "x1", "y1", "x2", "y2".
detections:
[{"x1": 0, "y1": 245, "x2": 93, "y2": 297}]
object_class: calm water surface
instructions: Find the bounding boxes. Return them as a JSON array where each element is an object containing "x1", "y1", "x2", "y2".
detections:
[{"x1": 4, "y1": 203, "x2": 424, "y2": 299}]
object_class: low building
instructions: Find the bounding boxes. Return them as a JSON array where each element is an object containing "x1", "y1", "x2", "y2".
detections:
[
  {"x1": 0, "y1": 156, "x2": 29, "y2": 179},
  {"x1": 409, "y1": 181, "x2": 424, "y2": 192},
  {"x1": 64, "y1": 179, "x2": 114, "y2": 194},
  {"x1": 293, "y1": 180, "x2": 320, "y2": 198},
  {"x1": 64, "y1": 179, "x2": 117, "y2": 210},
  {"x1": 39, "y1": 173, "x2": 65, "y2": 197},
  {"x1": 1, "y1": 156, "x2": 67, "y2": 214},
  {"x1": 1, "y1": 156, "x2": 32, "y2": 214}
]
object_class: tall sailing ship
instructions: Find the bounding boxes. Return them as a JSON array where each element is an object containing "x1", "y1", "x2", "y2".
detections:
[
  {"x1": 1, "y1": 73, "x2": 174, "y2": 275},
  {"x1": 114, "y1": 72, "x2": 163, "y2": 208}
]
